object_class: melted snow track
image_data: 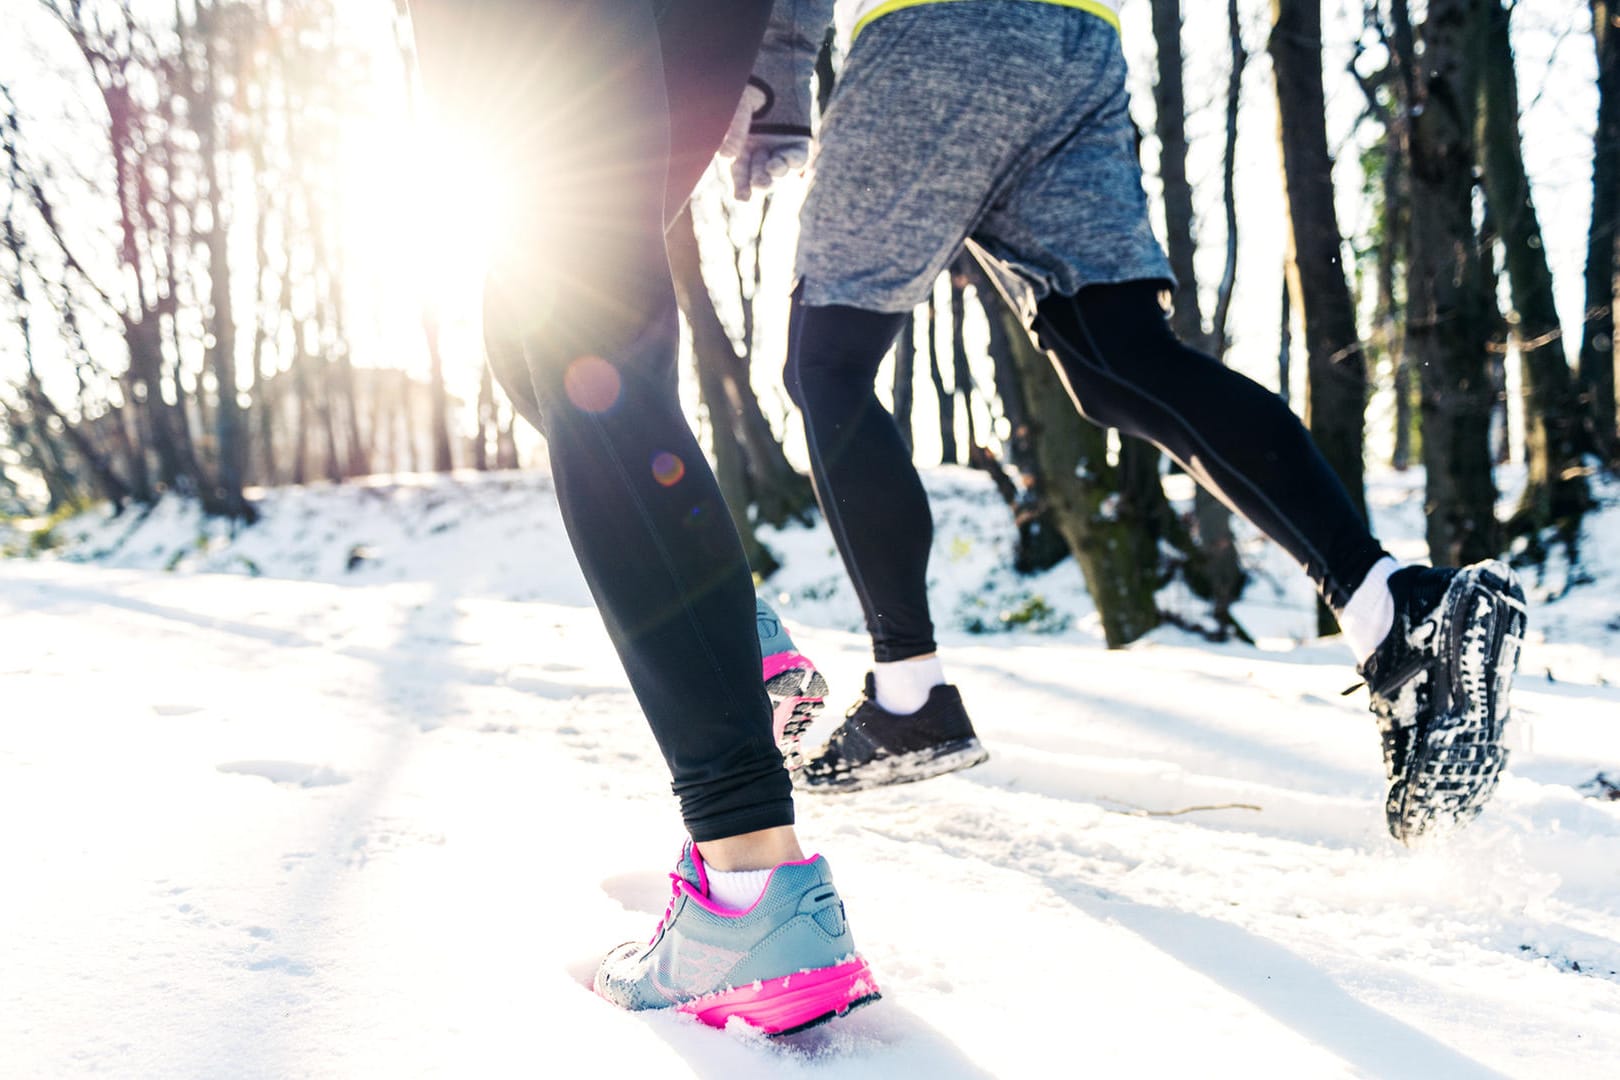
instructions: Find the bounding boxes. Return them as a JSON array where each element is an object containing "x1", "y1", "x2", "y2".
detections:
[{"x1": 2, "y1": 561, "x2": 1618, "y2": 1078}]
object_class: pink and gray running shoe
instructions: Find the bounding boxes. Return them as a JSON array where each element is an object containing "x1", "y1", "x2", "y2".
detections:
[
  {"x1": 593, "y1": 842, "x2": 880, "y2": 1035},
  {"x1": 757, "y1": 598, "x2": 827, "y2": 770}
]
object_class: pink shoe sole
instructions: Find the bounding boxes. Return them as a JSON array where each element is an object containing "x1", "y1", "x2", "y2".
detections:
[
  {"x1": 763, "y1": 651, "x2": 828, "y2": 770},
  {"x1": 677, "y1": 957, "x2": 880, "y2": 1036}
]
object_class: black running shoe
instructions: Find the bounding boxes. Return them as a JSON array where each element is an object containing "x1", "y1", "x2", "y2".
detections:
[
  {"x1": 1359, "y1": 559, "x2": 1528, "y2": 844},
  {"x1": 795, "y1": 674, "x2": 989, "y2": 794}
]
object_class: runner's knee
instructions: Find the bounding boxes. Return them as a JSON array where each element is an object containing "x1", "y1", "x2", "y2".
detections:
[{"x1": 785, "y1": 298, "x2": 907, "y2": 411}]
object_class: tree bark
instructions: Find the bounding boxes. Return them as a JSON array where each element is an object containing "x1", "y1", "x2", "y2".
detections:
[
  {"x1": 1269, "y1": 0, "x2": 1369, "y2": 525},
  {"x1": 1580, "y1": 0, "x2": 1619, "y2": 459},
  {"x1": 956, "y1": 260, "x2": 1069, "y2": 573},
  {"x1": 194, "y1": 5, "x2": 252, "y2": 519},
  {"x1": 1150, "y1": 0, "x2": 1202, "y2": 341},
  {"x1": 1479, "y1": 0, "x2": 1591, "y2": 545},
  {"x1": 474, "y1": 361, "x2": 494, "y2": 471},
  {"x1": 1379, "y1": 147, "x2": 1416, "y2": 472},
  {"x1": 424, "y1": 307, "x2": 454, "y2": 473},
  {"x1": 1406, "y1": 0, "x2": 1499, "y2": 566},
  {"x1": 949, "y1": 267, "x2": 977, "y2": 452},
  {"x1": 925, "y1": 293, "x2": 956, "y2": 464}
]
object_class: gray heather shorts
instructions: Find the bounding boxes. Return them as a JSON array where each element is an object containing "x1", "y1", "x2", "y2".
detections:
[{"x1": 796, "y1": 2, "x2": 1173, "y2": 313}]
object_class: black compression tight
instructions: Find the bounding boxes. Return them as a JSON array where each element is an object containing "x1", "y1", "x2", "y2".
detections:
[
  {"x1": 787, "y1": 281, "x2": 1389, "y2": 660},
  {"x1": 1033, "y1": 282, "x2": 1389, "y2": 610},
  {"x1": 410, "y1": 0, "x2": 790, "y2": 841},
  {"x1": 785, "y1": 303, "x2": 926, "y2": 661}
]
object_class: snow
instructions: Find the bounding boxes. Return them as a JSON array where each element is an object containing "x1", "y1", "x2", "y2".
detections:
[{"x1": 3, "y1": 466, "x2": 1619, "y2": 1078}]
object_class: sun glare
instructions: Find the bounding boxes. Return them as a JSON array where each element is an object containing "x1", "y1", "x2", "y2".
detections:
[
  {"x1": 403, "y1": 118, "x2": 511, "y2": 297},
  {"x1": 336, "y1": 95, "x2": 528, "y2": 396}
]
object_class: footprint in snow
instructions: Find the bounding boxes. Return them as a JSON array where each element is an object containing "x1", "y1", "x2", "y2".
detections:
[
  {"x1": 216, "y1": 761, "x2": 350, "y2": 788},
  {"x1": 246, "y1": 955, "x2": 314, "y2": 976}
]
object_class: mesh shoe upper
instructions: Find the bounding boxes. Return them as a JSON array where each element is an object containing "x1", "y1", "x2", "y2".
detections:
[
  {"x1": 755, "y1": 597, "x2": 797, "y2": 659},
  {"x1": 594, "y1": 843, "x2": 861, "y2": 1012}
]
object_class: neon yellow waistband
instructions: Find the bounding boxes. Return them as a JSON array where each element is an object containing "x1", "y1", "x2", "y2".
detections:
[{"x1": 851, "y1": 0, "x2": 1122, "y2": 44}]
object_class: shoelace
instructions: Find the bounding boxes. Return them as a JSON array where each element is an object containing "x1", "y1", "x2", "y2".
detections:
[{"x1": 649, "y1": 870, "x2": 685, "y2": 945}]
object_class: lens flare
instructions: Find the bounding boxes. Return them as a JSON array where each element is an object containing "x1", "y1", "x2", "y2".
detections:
[
  {"x1": 563, "y1": 356, "x2": 621, "y2": 413},
  {"x1": 651, "y1": 451, "x2": 686, "y2": 487}
]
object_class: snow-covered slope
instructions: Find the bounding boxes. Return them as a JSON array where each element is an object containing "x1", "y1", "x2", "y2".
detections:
[{"x1": 3, "y1": 468, "x2": 1618, "y2": 1078}]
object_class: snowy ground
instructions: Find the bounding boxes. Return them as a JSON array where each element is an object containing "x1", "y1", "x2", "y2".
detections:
[{"x1": 3, "y1": 468, "x2": 1619, "y2": 1078}]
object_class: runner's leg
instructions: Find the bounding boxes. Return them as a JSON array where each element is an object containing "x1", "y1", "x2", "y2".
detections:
[
  {"x1": 1031, "y1": 283, "x2": 1390, "y2": 611},
  {"x1": 409, "y1": 0, "x2": 789, "y2": 843},
  {"x1": 783, "y1": 302, "x2": 928, "y2": 660}
]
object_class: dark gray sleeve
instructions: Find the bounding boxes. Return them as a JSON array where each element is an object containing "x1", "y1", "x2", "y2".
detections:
[{"x1": 747, "y1": 0, "x2": 835, "y2": 136}]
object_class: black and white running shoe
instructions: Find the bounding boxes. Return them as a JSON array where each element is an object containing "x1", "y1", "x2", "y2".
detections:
[
  {"x1": 795, "y1": 674, "x2": 989, "y2": 794},
  {"x1": 1359, "y1": 559, "x2": 1528, "y2": 844}
]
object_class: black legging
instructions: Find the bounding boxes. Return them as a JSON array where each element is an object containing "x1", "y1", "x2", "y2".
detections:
[
  {"x1": 787, "y1": 281, "x2": 1389, "y2": 661},
  {"x1": 409, "y1": 0, "x2": 789, "y2": 841}
]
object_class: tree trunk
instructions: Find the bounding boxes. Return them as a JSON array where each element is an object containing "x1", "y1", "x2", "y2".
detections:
[
  {"x1": 335, "y1": 349, "x2": 368, "y2": 477},
  {"x1": 1406, "y1": 0, "x2": 1499, "y2": 567},
  {"x1": 25, "y1": 381, "x2": 131, "y2": 509},
  {"x1": 925, "y1": 293, "x2": 956, "y2": 464},
  {"x1": 424, "y1": 308, "x2": 455, "y2": 473},
  {"x1": 949, "y1": 268, "x2": 976, "y2": 452},
  {"x1": 1269, "y1": 0, "x2": 1369, "y2": 524},
  {"x1": 111, "y1": 385, "x2": 153, "y2": 502},
  {"x1": 291, "y1": 327, "x2": 310, "y2": 486},
  {"x1": 959, "y1": 261, "x2": 1069, "y2": 573},
  {"x1": 474, "y1": 361, "x2": 494, "y2": 471},
  {"x1": 1580, "y1": 0, "x2": 1619, "y2": 459},
  {"x1": 497, "y1": 401, "x2": 520, "y2": 468},
  {"x1": 1380, "y1": 130, "x2": 1416, "y2": 472},
  {"x1": 320, "y1": 355, "x2": 343, "y2": 484},
  {"x1": 1150, "y1": 0, "x2": 1202, "y2": 341},
  {"x1": 196, "y1": 9, "x2": 252, "y2": 519},
  {"x1": 128, "y1": 315, "x2": 195, "y2": 496},
  {"x1": 1479, "y1": 0, "x2": 1591, "y2": 546}
]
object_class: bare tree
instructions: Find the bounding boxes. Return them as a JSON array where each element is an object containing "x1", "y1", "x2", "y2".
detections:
[
  {"x1": 1580, "y1": 0, "x2": 1619, "y2": 459},
  {"x1": 1405, "y1": 0, "x2": 1499, "y2": 567},
  {"x1": 924, "y1": 293, "x2": 956, "y2": 464},
  {"x1": 1476, "y1": 0, "x2": 1590, "y2": 552},
  {"x1": 1270, "y1": 0, "x2": 1369, "y2": 523},
  {"x1": 892, "y1": 312, "x2": 916, "y2": 453},
  {"x1": 1352, "y1": 1, "x2": 1417, "y2": 471}
]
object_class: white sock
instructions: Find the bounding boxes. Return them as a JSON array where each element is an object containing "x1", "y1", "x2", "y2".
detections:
[
  {"x1": 1339, "y1": 556, "x2": 1401, "y2": 665},
  {"x1": 873, "y1": 655, "x2": 946, "y2": 715},
  {"x1": 704, "y1": 867, "x2": 773, "y2": 911}
]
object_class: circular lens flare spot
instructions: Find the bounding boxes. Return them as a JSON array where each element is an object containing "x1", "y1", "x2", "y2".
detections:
[
  {"x1": 563, "y1": 356, "x2": 622, "y2": 413},
  {"x1": 651, "y1": 451, "x2": 686, "y2": 487}
]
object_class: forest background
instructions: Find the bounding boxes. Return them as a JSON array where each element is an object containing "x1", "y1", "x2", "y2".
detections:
[{"x1": 1, "y1": 0, "x2": 1616, "y2": 648}]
